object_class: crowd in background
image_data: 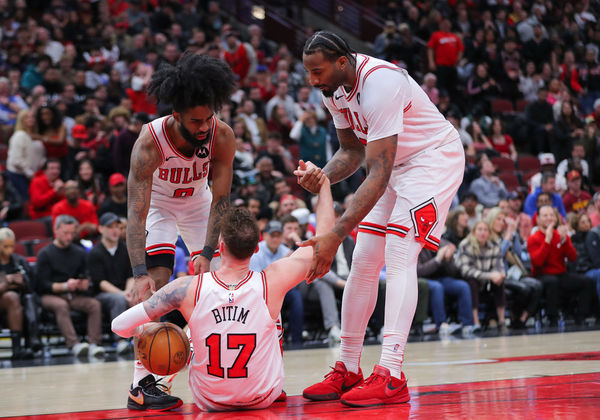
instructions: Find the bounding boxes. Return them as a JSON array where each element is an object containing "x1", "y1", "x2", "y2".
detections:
[{"x1": 0, "y1": 0, "x2": 600, "y2": 358}]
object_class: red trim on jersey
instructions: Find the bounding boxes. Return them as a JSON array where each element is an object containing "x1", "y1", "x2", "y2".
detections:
[
  {"x1": 208, "y1": 115, "x2": 216, "y2": 159},
  {"x1": 146, "y1": 249, "x2": 176, "y2": 256},
  {"x1": 358, "y1": 222, "x2": 387, "y2": 237},
  {"x1": 360, "y1": 222, "x2": 386, "y2": 230},
  {"x1": 404, "y1": 102, "x2": 412, "y2": 113},
  {"x1": 362, "y1": 64, "x2": 401, "y2": 84},
  {"x1": 147, "y1": 121, "x2": 165, "y2": 164},
  {"x1": 423, "y1": 241, "x2": 440, "y2": 252},
  {"x1": 387, "y1": 223, "x2": 410, "y2": 238},
  {"x1": 203, "y1": 388, "x2": 274, "y2": 408},
  {"x1": 194, "y1": 274, "x2": 203, "y2": 306},
  {"x1": 346, "y1": 55, "x2": 369, "y2": 101},
  {"x1": 260, "y1": 271, "x2": 268, "y2": 303},
  {"x1": 163, "y1": 116, "x2": 194, "y2": 161},
  {"x1": 146, "y1": 243, "x2": 176, "y2": 251},
  {"x1": 386, "y1": 230, "x2": 407, "y2": 238},
  {"x1": 211, "y1": 271, "x2": 252, "y2": 291},
  {"x1": 357, "y1": 227, "x2": 386, "y2": 237}
]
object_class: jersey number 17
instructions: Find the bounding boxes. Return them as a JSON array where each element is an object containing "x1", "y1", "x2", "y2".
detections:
[{"x1": 205, "y1": 333, "x2": 256, "y2": 378}]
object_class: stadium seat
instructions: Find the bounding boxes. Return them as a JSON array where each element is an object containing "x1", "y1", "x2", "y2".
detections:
[
  {"x1": 491, "y1": 99, "x2": 514, "y2": 114},
  {"x1": 31, "y1": 238, "x2": 53, "y2": 257},
  {"x1": 14, "y1": 241, "x2": 27, "y2": 257},
  {"x1": 499, "y1": 172, "x2": 520, "y2": 192},
  {"x1": 8, "y1": 220, "x2": 50, "y2": 241},
  {"x1": 517, "y1": 155, "x2": 540, "y2": 173},
  {"x1": 286, "y1": 175, "x2": 304, "y2": 197},
  {"x1": 491, "y1": 156, "x2": 515, "y2": 172},
  {"x1": 516, "y1": 99, "x2": 529, "y2": 112}
]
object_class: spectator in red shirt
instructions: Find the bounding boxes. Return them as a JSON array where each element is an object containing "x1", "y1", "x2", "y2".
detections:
[
  {"x1": 489, "y1": 118, "x2": 517, "y2": 161},
  {"x1": 527, "y1": 205, "x2": 594, "y2": 326},
  {"x1": 427, "y1": 18, "x2": 464, "y2": 100},
  {"x1": 29, "y1": 158, "x2": 64, "y2": 220},
  {"x1": 562, "y1": 170, "x2": 592, "y2": 214},
  {"x1": 222, "y1": 31, "x2": 256, "y2": 86},
  {"x1": 51, "y1": 180, "x2": 99, "y2": 239}
]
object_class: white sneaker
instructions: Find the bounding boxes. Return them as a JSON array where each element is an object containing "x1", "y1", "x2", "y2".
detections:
[
  {"x1": 439, "y1": 322, "x2": 461, "y2": 336},
  {"x1": 328, "y1": 325, "x2": 341, "y2": 345},
  {"x1": 116, "y1": 339, "x2": 131, "y2": 355},
  {"x1": 72, "y1": 342, "x2": 89, "y2": 357},
  {"x1": 89, "y1": 343, "x2": 105, "y2": 357}
]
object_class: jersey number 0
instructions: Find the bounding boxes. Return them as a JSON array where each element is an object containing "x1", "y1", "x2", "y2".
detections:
[{"x1": 205, "y1": 333, "x2": 256, "y2": 378}]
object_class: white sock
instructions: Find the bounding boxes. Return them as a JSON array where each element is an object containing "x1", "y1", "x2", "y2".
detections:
[
  {"x1": 340, "y1": 231, "x2": 386, "y2": 374},
  {"x1": 378, "y1": 232, "x2": 421, "y2": 378},
  {"x1": 133, "y1": 360, "x2": 154, "y2": 387}
]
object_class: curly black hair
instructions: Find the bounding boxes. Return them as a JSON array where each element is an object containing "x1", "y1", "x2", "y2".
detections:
[{"x1": 147, "y1": 52, "x2": 235, "y2": 113}]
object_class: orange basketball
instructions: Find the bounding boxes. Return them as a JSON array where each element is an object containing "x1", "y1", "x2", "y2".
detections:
[{"x1": 137, "y1": 322, "x2": 190, "y2": 375}]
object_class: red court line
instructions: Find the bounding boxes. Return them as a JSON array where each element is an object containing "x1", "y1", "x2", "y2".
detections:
[{"x1": 5, "y1": 372, "x2": 600, "y2": 419}]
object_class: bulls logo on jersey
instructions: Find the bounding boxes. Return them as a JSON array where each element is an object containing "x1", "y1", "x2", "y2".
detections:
[
  {"x1": 410, "y1": 198, "x2": 440, "y2": 251},
  {"x1": 196, "y1": 146, "x2": 210, "y2": 159}
]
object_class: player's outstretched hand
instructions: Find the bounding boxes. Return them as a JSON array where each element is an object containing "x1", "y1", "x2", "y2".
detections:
[
  {"x1": 294, "y1": 160, "x2": 327, "y2": 194},
  {"x1": 298, "y1": 231, "x2": 342, "y2": 282},
  {"x1": 194, "y1": 255, "x2": 211, "y2": 276},
  {"x1": 132, "y1": 275, "x2": 156, "y2": 304}
]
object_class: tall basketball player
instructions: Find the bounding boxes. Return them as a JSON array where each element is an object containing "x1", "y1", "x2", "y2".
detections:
[
  {"x1": 296, "y1": 31, "x2": 465, "y2": 407},
  {"x1": 113, "y1": 167, "x2": 333, "y2": 411},
  {"x1": 125, "y1": 52, "x2": 236, "y2": 410}
]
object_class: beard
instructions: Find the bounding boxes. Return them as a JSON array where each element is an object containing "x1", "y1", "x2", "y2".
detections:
[
  {"x1": 321, "y1": 88, "x2": 335, "y2": 97},
  {"x1": 179, "y1": 123, "x2": 211, "y2": 148}
]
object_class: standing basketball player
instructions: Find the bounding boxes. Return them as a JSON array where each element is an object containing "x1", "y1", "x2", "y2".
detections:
[
  {"x1": 113, "y1": 170, "x2": 333, "y2": 411},
  {"x1": 126, "y1": 52, "x2": 235, "y2": 410},
  {"x1": 297, "y1": 31, "x2": 464, "y2": 407}
]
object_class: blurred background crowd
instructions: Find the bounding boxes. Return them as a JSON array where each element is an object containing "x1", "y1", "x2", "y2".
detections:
[{"x1": 0, "y1": 0, "x2": 599, "y2": 359}]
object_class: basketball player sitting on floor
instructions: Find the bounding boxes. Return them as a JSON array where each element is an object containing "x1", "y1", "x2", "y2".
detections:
[{"x1": 113, "y1": 163, "x2": 333, "y2": 411}]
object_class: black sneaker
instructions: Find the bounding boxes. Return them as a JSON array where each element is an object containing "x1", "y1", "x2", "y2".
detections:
[{"x1": 127, "y1": 374, "x2": 182, "y2": 411}]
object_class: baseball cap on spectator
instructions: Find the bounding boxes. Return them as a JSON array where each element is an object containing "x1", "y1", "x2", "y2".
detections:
[
  {"x1": 567, "y1": 170, "x2": 581, "y2": 181},
  {"x1": 538, "y1": 153, "x2": 555, "y2": 166},
  {"x1": 507, "y1": 191, "x2": 521, "y2": 200},
  {"x1": 291, "y1": 208, "x2": 310, "y2": 225},
  {"x1": 279, "y1": 194, "x2": 296, "y2": 205},
  {"x1": 99, "y1": 212, "x2": 120, "y2": 227},
  {"x1": 109, "y1": 173, "x2": 126, "y2": 186},
  {"x1": 264, "y1": 220, "x2": 282, "y2": 234},
  {"x1": 72, "y1": 124, "x2": 87, "y2": 139},
  {"x1": 594, "y1": 98, "x2": 600, "y2": 110}
]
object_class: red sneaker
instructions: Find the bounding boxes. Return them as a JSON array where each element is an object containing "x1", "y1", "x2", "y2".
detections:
[
  {"x1": 303, "y1": 361, "x2": 363, "y2": 401},
  {"x1": 340, "y1": 365, "x2": 410, "y2": 407},
  {"x1": 275, "y1": 390, "x2": 287, "y2": 402}
]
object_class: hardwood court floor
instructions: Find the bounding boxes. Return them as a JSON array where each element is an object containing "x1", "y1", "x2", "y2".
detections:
[{"x1": 2, "y1": 330, "x2": 600, "y2": 419}]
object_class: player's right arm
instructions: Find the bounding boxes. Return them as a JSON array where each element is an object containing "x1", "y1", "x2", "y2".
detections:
[
  {"x1": 112, "y1": 276, "x2": 196, "y2": 337},
  {"x1": 126, "y1": 125, "x2": 162, "y2": 303},
  {"x1": 264, "y1": 175, "x2": 334, "y2": 319}
]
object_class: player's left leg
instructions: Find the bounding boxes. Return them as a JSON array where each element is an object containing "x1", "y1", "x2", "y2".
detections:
[{"x1": 342, "y1": 139, "x2": 464, "y2": 407}]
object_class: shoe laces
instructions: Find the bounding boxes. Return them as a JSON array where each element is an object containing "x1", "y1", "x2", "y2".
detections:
[
  {"x1": 323, "y1": 365, "x2": 345, "y2": 382},
  {"x1": 363, "y1": 372, "x2": 387, "y2": 387},
  {"x1": 143, "y1": 378, "x2": 170, "y2": 396}
]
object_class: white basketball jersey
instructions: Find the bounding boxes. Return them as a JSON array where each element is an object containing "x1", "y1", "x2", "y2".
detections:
[
  {"x1": 323, "y1": 54, "x2": 458, "y2": 166},
  {"x1": 188, "y1": 271, "x2": 284, "y2": 409},
  {"x1": 147, "y1": 115, "x2": 216, "y2": 199}
]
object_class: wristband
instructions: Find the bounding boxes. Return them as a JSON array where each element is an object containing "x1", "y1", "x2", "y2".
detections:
[
  {"x1": 132, "y1": 264, "x2": 148, "y2": 278},
  {"x1": 201, "y1": 245, "x2": 215, "y2": 262},
  {"x1": 63, "y1": 282, "x2": 68, "y2": 292}
]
